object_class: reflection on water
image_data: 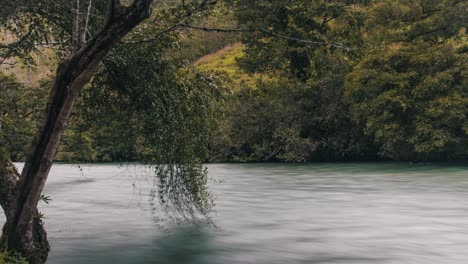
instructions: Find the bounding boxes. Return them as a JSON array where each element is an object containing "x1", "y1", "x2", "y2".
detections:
[{"x1": 1, "y1": 163, "x2": 468, "y2": 263}]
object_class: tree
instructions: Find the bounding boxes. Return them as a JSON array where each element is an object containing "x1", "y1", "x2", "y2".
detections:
[
  {"x1": 211, "y1": 0, "x2": 466, "y2": 162},
  {"x1": 0, "y1": 74, "x2": 47, "y2": 162},
  {"x1": 208, "y1": 0, "x2": 376, "y2": 162},
  {"x1": 0, "y1": 0, "x2": 219, "y2": 262},
  {"x1": 234, "y1": 0, "x2": 369, "y2": 80},
  {"x1": 345, "y1": 0, "x2": 467, "y2": 160}
]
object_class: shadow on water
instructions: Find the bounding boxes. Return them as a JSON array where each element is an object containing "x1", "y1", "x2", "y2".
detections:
[
  {"x1": 49, "y1": 225, "x2": 220, "y2": 264},
  {"x1": 50, "y1": 224, "x2": 390, "y2": 264},
  {"x1": 139, "y1": 225, "x2": 219, "y2": 264}
]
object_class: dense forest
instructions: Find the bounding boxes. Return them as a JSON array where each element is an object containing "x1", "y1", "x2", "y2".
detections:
[
  {"x1": 1, "y1": 0, "x2": 467, "y2": 163},
  {"x1": 0, "y1": 0, "x2": 466, "y2": 262}
]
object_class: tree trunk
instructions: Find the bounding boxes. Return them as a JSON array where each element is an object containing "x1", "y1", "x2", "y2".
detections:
[
  {"x1": 0, "y1": 0, "x2": 153, "y2": 262},
  {"x1": 0, "y1": 158, "x2": 50, "y2": 263}
]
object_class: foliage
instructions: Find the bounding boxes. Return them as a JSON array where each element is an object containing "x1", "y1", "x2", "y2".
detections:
[
  {"x1": 210, "y1": 74, "x2": 377, "y2": 162},
  {"x1": 345, "y1": 0, "x2": 467, "y2": 161},
  {"x1": 195, "y1": 43, "x2": 273, "y2": 88},
  {"x1": 1, "y1": 0, "x2": 466, "y2": 172},
  {"x1": 0, "y1": 0, "x2": 226, "y2": 219},
  {"x1": 0, "y1": 250, "x2": 28, "y2": 264},
  {"x1": 234, "y1": 0, "x2": 369, "y2": 80},
  {"x1": 208, "y1": 0, "x2": 377, "y2": 162},
  {"x1": 168, "y1": 3, "x2": 240, "y2": 63},
  {"x1": 56, "y1": 39, "x2": 220, "y2": 213},
  {"x1": 0, "y1": 73, "x2": 47, "y2": 161},
  {"x1": 209, "y1": 0, "x2": 466, "y2": 162}
]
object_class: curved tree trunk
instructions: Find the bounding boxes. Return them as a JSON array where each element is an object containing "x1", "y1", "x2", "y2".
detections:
[
  {"x1": 1, "y1": 1, "x2": 153, "y2": 263},
  {"x1": 0, "y1": 158, "x2": 50, "y2": 263}
]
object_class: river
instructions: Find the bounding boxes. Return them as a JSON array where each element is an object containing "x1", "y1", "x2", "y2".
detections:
[{"x1": 1, "y1": 163, "x2": 468, "y2": 263}]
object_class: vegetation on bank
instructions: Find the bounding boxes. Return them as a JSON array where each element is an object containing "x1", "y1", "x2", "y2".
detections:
[
  {"x1": 0, "y1": 248, "x2": 27, "y2": 264},
  {"x1": 1, "y1": 0, "x2": 466, "y2": 164},
  {"x1": 0, "y1": 0, "x2": 465, "y2": 262},
  {"x1": 207, "y1": 0, "x2": 467, "y2": 162}
]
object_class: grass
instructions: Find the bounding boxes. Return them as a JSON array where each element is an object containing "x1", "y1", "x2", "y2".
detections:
[{"x1": 194, "y1": 42, "x2": 273, "y2": 89}]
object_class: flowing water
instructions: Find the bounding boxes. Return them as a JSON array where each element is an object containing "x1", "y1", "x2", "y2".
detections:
[{"x1": 2, "y1": 163, "x2": 468, "y2": 264}]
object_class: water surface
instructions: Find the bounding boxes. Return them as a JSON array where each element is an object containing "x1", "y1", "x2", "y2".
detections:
[{"x1": 2, "y1": 163, "x2": 468, "y2": 263}]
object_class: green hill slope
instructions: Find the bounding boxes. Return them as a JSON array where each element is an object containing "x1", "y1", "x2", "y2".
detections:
[{"x1": 194, "y1": 42, "x2": 272, "y2": 89}]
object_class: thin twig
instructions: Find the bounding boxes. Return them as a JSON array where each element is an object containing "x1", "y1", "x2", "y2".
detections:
[
  {"x1": 123, "y1": 22, "x2": 353, "y2": 51},
  {"x1": 179, "y1": 24, "x2": 353, "y2": 51},
  {"x1": 122, "y1": 0, "x2": 215, "y2": 44}
]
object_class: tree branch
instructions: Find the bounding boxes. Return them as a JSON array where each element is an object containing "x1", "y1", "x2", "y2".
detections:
[
  {"x1": 80, "y1": 0, "x2": 93, "y2": 47},
  {"x1": 122, "y1": 22, "x2": 353, "y2": 51},
  {"x1": 179, "y1": 24, "x2": 352, "y2": 51},
  {"x1": 122, "y1": 0, "x2": 217, "y2": 44},
  {"x1": 72, "y1": 0, "x2": 81, "y2": 52}
]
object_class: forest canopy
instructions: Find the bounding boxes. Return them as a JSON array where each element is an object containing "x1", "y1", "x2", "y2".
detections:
[{"x1": 1, "y1": 0, "x2": 467, "y2": 164}]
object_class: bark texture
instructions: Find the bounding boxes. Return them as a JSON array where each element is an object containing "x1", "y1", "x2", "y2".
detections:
[
  {"x1": 0, "y1": 158, "x2": 49, "y2": 263},
  {"x1": 1, "y1": 0, "x2": 153, "y2": 263}
]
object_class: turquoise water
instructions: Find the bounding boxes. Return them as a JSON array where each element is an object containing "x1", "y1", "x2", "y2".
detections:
[{"x1": 2, "y1": 163, "x2": 468, "y2": 263}]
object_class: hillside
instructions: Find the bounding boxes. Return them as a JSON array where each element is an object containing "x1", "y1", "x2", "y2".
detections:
[{"x1": 194, "y1": 42, "x2": 272, "y2": 88}]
